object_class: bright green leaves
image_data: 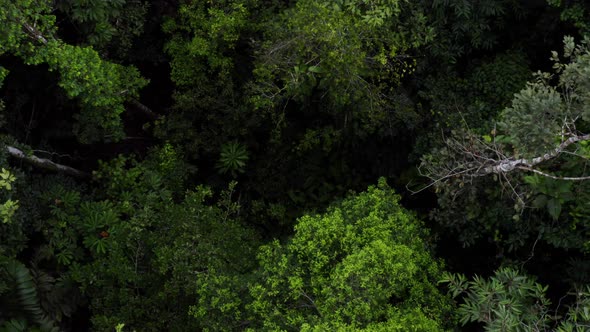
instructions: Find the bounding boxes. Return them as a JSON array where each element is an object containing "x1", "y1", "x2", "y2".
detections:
[
  {"x1": 0, "y1": 168, "x2": 18, "y2": 224},
  {"x1": 0, "y1": 199, "x2": 19, "y2": 225},
  {"x1": 242, "y1": 179, "x2": 451, "y2": 330},
  {"x1": 31, "y1": 40, "x2": 148, "y2": 142},
  {"x1": 0, "y1": 0, "x2": 148, "y2": 143},
  {"x1": 0, "y1": 0, "x2": 56, "y2": 56},
  {"x1": 191, "y1": 180, "x2": 452, "y2": 330},
  {"x1": 0, "y1": 168, "x2": 16, "y2": 191}
]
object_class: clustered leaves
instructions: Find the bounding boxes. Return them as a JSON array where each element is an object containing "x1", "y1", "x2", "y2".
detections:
[
  {"x1": 443, "y1": 268, "x2": 590, "y2": 331},
  {"x1": 192, "y1": 179, "x2": 452, "y2": 331}
]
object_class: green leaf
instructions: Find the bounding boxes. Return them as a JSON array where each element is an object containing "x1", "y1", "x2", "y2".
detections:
[
  {"x1": 307, "y1": 65, "x2": 325, "y2": 74},
  {"x1": 547, "y1": 198, "x2": 562, "y2": 220},
  {"x1": 523, "y1": 175, "x2": 540, "y2": 186}
]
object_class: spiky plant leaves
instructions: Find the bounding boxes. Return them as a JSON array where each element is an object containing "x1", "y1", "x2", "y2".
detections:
[{"x1": 216, "y1": 141, "x2": 249, "y2": 177}]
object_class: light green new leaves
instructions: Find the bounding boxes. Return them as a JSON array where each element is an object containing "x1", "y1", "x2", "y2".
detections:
[
  {"x1": 246, "y1": 178, "x2": 451, "y2": 330},
  {"x1": 0, "y1": 1, "x2": 148, "y2": 143},
  {"x1": 0, "y1": 0, "x2": 56, "y2": 56},
  {"x1": 0, "y1": 168, "x2": 18, "y2": 224},
  {"x1": 30, "y1": 40, "x2": 148, "y2": 142}
]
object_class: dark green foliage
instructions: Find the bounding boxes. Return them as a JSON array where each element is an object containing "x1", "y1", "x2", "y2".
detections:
[
  {"x1": 22, "y1": 146, "x2": 257, "y2": 331},
  {"x1": 443, "y1": 267, "x2": 590, "y2": 331},
  {"x1": 250, "y1": 0, "x2": 432, "y2": 136},
  {"x1": 0, "y1": 260, "x2": 58, "y2": 332},
  {"x1": 424, "y1": 38, "x2": 590, "y2": 257},
  {"x1": 55, "y1": 0, "x2": 149, "y2": 57},
  {"x1": 419, "y1": 50, "x2": 530, "y2": 133},
  {"x1": 2, "y1": 0, "x2": 590, "y2": 330},
  {"x1": 424, "y1": 0, "x2": 525, "y2": 63},
  {"x1": 216, "y1": 141, "x2": 249, "y2": 176},
  {"x1": 158, "y1": 0, "x2": 256, "y2": 156},
  {"x1": 547, "y1": 0, "x2": 590, "y2": 35}
]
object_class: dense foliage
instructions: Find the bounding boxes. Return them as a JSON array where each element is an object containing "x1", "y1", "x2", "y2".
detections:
[{"x1": 1, "y1": 0, "x2": 589, "y2": 331}]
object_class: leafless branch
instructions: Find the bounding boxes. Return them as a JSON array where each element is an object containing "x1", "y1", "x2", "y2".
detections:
[
  {"x1": 414, "y1": 128, "x2": 590, "y2": 196},
  {"x1": 21, "y1": 22, "x2": 47, "y2": 44},
  {"x1": 6, "y1": 146, "x2": 89, "y2": 179},
  {"x1": 516, "y1": 166, "x2": 590, "y2": 181}
]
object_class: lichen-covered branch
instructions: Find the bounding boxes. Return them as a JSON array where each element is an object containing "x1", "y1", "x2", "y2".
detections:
[
  {"x1": 480, "y1": 134, "x2": 590, "y2": 175},
  {"x1": 416, "y1": 132, "x2": 590, "y2": 194},
  {"x1": 6, "y1": 146, "x2": 89, "y2": 179}
]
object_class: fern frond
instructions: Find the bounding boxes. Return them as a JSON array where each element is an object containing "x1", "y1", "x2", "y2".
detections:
[{"x1": 4, "y1": 261, "x2": 58, "y2": 332}]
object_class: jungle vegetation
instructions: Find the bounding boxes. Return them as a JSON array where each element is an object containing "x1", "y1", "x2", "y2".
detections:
[{"x1": 1, "y1": 0, "x2": 590, "y2": 331}]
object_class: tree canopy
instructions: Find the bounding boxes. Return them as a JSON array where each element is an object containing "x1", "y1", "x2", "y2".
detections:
[{"x1": 1, "y1": 0, "x2": 590, "y2": 331}]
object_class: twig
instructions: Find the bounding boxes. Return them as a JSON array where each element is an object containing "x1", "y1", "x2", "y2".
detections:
[{"x1": 516, "y1": 166, "x2": 590, "y2": 181}]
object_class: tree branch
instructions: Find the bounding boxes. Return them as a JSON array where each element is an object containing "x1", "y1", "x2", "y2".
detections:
[
  {"x1": 21, "y1": 22, "x2": 48, "y2": 44},
  {"x1": 417, "y1": 132, "x2": 590, "y2": 194},
  {"x1": 6, "y1": 146, "x2": 90, "y2": 179},
  {"x1": 480, "y1": 134, "x2": 590, "y2": 176},
  {"x1": 516, "y1": 166, "x2": 590, "y2": 181},
  {"x1": 128, "y1": 99, "x2": 160, "y2": 120}
]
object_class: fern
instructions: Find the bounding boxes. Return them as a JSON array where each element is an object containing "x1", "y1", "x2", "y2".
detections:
[{"x1": 1, "y1": 260, "x2": 58, "y2": 332}]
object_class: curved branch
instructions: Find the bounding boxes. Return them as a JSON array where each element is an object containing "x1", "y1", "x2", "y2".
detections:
[
  {"x1": 6, "y1": 146, "x2": 90, "y2": 179},
  {"x1": 480, "y1": 134, "x2": 590, "y2": 176}
]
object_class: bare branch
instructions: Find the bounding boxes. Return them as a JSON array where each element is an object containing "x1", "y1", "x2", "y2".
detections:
[
  {"x1": 516, "y1": 166, "x2": 590, "y2": 181},
  {"x1": 6, "y1": 146, "x2": 90, "y2": 179},
  {"x1": 416, "y1": 131, "x2": 590, "y2": 195},
  {"x1": 21, "y1": 22, "x2": 47, "y2": 44},
  {"x1": 479, "y1": 134, "x2": 590, "y2": 176}
]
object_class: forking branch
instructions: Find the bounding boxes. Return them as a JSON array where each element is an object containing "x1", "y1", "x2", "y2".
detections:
[{"x1": 413, "y1": 129, "x2": 590, "y2": 195}]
